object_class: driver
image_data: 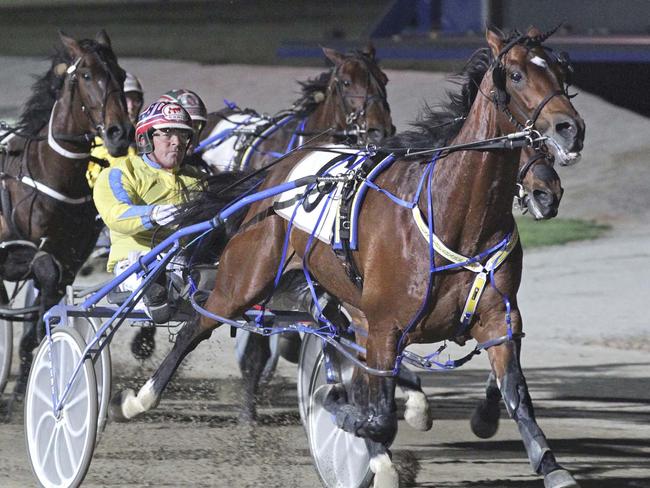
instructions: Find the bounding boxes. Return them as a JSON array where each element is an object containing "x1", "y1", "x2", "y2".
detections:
[{"x1": 93, "y1": 101, "x2": 204, "y2": 324}]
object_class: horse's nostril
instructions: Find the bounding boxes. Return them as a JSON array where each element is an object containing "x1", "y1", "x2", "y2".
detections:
[
  {"x1": 555, "y1": 120, "x2": 575, "y2": 138},
  {"x1": 366, "y1": 128, "x2": 384, "y2": 143},
  {"x1": 106, "y1": 125, "x2": 124, "y2": 141},
  {"x1": 533, "y1": 189, "x2": 554, "y2": 208}
]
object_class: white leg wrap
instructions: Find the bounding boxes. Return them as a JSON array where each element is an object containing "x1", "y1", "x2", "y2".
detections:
[
  {"x1": 370, "y1": 453, "x2": 399, "y2": 488},
  {"x1": 121, "y1": 380, "x2": 158, "y2": 419},
  {"x1": 404, "y1": 390, "x2": 433, "y2": 431}
]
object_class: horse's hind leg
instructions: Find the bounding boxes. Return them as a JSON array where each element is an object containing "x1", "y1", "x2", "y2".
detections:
[
  {"x1": 110, "y1": 217, "x2": 285, "y2": 421},
  {"x1": 236, "y1": 331, "x2": 271, "y2": 423},
  {"x1": 488, "y1": 338, "x2": 579, "y2": 488},
  {"x1": 470, "y1": 371, "x2": 501, "y2": 438}
]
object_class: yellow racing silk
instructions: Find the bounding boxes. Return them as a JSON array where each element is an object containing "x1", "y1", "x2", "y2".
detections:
[
  {"x1": 93, "y1": 153, "x2": 204, "y2": 271},
  {"x1": 86, "y1": 136, "x2": 137, "y2": 189}
]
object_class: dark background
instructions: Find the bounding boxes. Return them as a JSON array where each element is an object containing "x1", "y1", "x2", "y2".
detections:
[{"x1": 1, "y1": 0, "x2": 648, "y2": 116}]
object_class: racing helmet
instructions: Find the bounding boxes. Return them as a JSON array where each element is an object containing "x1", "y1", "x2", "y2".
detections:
[
  {"x1": 158, "y1": 89, "x2": 207, "y2": 123},
  {"x1": 135, "y1": 101, "x2": 194, "y2": 154},
  {"x1": 123, "y1": 72, "x2": 144, "y2": 94}
]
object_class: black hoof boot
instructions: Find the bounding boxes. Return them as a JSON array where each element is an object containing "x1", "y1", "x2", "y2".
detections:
[
  {"x1": 131, "y1": 327, "x2": 156, "y2": 360},
  {"x1": 143, "y1": 283, "x2": 171, "y2": 324},
  {"x1": 470, "y1": 398, "x2": 501, "y2": 439},
  {"x1": 277, "y1": 332, "x2": 302, "y2": 364}
]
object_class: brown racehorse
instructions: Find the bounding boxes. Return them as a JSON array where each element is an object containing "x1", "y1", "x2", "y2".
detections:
[
  {"x1": 111, "y1": 26, "x2": 583, "y2": 487},
  {"x1": 197, "y1": 45, "x2": 394, "y2": 173},
  {"x1": 194, "y1": 45, "x2": 395, "y2": 421},
  {"x1": 0, "y1": 31, "x2": 131, "y2": 401}
]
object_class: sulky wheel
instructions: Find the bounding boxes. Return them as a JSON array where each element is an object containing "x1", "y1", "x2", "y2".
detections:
[
  {"x1": 0, "y1": 283, "x2": 12, "y2": 395},
  {"x1": 25, "y1": 327, "x2": 98, "y2": 488},
  {"x1": 70, "y1": 316, "x2": 111, "y2": 438},
  {"x1": 300, "y1": 333, "x2": 374, "y2": 488},
  {"x1": 297, "y1": 331, "x2": 320, "y2": 429}
]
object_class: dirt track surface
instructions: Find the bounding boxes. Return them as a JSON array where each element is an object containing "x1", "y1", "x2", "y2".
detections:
[{"x1": 0, "y1": 57, "x2": 649, "y2": 487}]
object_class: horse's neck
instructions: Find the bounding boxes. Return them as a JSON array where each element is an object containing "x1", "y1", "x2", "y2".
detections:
[
  {"x1": 33, "y1": 91, "x2": 92, "y2": 191},
  {"x1": 304, "y1": 96, "x2": 342, "y2": 137},
  {"x1": 431, "y1": 90, "x2": 520, "y2": 254}
]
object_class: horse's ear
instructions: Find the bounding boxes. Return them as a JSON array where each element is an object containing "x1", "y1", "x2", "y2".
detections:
[
  {"x1": 95, "y1": 29, "x2": 112, "y2": 48},
  {"x1": 322, "y1": 47, "x2": 346, "y2": 66},
  {"x1": 360, "y1": 42, "x2": 376, "y2": 60},
  {"x1": 486, "y1": 27, "x2": 504, "y2": 58},
  {"x1": 526, "y1": 26, "x2": 543, "y2": 39},
  {"x1": 59, "y1": 31, "x2": 83, "y2": 59}
]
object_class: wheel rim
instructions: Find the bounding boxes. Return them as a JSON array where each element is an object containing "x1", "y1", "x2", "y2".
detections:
[
  {"x1": 297, "y1": 333, "x2": 321, "y2": 429},
  {"x1": 307, "y1": 350, "x2": 372, "y2": 488},
  {"x1": 25, "y1": 328, "x2": 97, "y2": 488},
  {"x1": 71, "y1": 317, "x2": 111, "y2": 436},
  {"x1": 0, "y1": 317, "x2": 12, "y2": 394}
]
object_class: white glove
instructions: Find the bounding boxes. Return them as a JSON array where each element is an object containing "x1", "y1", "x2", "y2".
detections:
[{"x1": 151, "y1": 204, "x2": 178, "y2": 226}]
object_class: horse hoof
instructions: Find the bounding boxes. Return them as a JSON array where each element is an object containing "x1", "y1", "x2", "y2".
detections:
[
  {"x1": 470, "y1": 398, "x2": 500, "y2": 439},
  {"x1": 277, "y1": 332, "x2": 302, "y2": 364},
  {"x1": 370, "y1": 453, "x2": 399, "y2": 488},
  {"x1": 404, "y1": 391, "x2": 432, "y2": 432},
  {"x1": 544, "y1": 469, "x2": 580, "y2": 488},
  {"x1": 130, "y1": 328, "x2": 156, "y2": 361},
  {"x1": 109, "y1": 389, "x2": 134, "y2": 422}
]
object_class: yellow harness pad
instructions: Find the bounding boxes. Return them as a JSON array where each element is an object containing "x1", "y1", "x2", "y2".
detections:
[{"x1": 412, "y1": 206, "x2": 519, "y2": 328}]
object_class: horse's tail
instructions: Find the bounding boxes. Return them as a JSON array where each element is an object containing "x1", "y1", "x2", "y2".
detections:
[{"x1": 173, "y1": 171, "x2": 263, "y2": 263}]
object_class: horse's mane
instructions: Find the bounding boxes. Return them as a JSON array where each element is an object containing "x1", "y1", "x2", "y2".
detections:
[
  {"x1": 295, "y1": 70, "x2": 331, "y2": 114},
  {"x1": 18, "y1": 39, "x2": 120, "y2": 136},
  {"x1": 384, "y1": 47, "x2": 493, "y2": 152}
]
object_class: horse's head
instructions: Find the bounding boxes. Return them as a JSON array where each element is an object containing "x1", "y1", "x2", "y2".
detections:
[
  {"x1": 322, "y1": 45, "x2": 394, "y2": 145},
  {"x1": 58, "y1": 31, "x2": 133, "y2": 157},
  {"x1": 486, "y1": 26, "x2": 585, "y2": 166},
  {"x1": 517, "y1": 148, "x2": 563, "y2": 220}
]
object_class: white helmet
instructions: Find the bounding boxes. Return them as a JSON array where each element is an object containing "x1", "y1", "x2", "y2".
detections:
[{"x1": 124, "y1": 72, "x2": 144, "y2": 94}]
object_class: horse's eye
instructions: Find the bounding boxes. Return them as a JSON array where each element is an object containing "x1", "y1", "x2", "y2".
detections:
[
  {"x1": 342, "y1": 80, "x2": 351, "y2": 88},
  {"x1": 82, "y1": 73, "x2": 91, "y2": 81},
  {"x1": 509, "y1": 71, "x2": 522, "y2": 83}
]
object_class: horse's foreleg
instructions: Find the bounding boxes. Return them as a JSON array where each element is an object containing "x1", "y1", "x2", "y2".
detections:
[
  {"x1": 470, "y1": 371, "x2": 501, "y2": 438},
  {"x1": 397, "y1": 366, "x2": 432, "y2": 432},
  {"x1": 488, "y1": 338, "x2": 580, "y2": 488},
  {"x1": 110, "y1": 314, "x2": 215, "y2": 421}
]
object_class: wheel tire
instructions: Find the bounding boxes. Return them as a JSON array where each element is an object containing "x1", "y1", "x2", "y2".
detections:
[
  {"x1": 71, "y1": 317, "x2": 112, "y2": 437},
  {"x1": 299, "y1": 334, "x2": 374, "y2": 488},
  {"x1": 0, "y1": 283, "x2": 12, "y2": 395},
  {"x1": 25, "y1": 327, "x2": 98, "y2": 488}
]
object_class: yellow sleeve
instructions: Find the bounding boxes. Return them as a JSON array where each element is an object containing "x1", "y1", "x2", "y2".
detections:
[{"x1": 93, "y1": 166, "x2": 156, "y2": 236}]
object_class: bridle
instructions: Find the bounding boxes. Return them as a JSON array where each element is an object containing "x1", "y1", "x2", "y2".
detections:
[
  {"x1": 329, "y1": 54, "x2": 389, "y2": 143},
  {"x1": 48, "y1": 49, "x2": 123, "y2": 159},
  {"x1": 490, "y1": 31, "x2": 575, "y2": 134}
]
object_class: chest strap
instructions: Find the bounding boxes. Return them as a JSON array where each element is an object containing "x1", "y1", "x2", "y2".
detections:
[
  {"x1": 20, "y1": 176, "x2": 93, "y2": 205},
  {"x1": 412, "y1": 206, "x2": 519, "y2": 331}
]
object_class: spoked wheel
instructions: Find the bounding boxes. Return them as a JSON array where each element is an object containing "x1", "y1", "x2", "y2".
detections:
[
  {"x1": 25, "y1": 327, "x2": 98, "y2": 488},
  {"x1": 0, "y1": 283, "x2": 12, "y2": 395},
  {"x1": 70, "y1": 317, "x2": 111, "y2": 437},
  {"x1": 299, "y1": 333, "x2": 374, "y2": 488}
]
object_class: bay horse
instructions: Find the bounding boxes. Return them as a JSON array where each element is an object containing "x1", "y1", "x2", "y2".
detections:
[
  {"x1": 110, "y1": 26, "x2": 583, "y2": 487},
  {"x1": 194, "y1": 45, "x2": 394, "y2": 420},
  {"x1": 197, "y1": 45, "x2": 394, "y2": 173},
  {"x1": 0, "y1": 31, "x2": 131, "y2": 402}
]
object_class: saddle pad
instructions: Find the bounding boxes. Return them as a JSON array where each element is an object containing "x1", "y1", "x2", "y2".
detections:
[
  {"x1": 274, "y1": 145, "x2": 366, "y2": 245},
  {"x1": 201, "y1": 113, "x2": 267, "y2": 171}
]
